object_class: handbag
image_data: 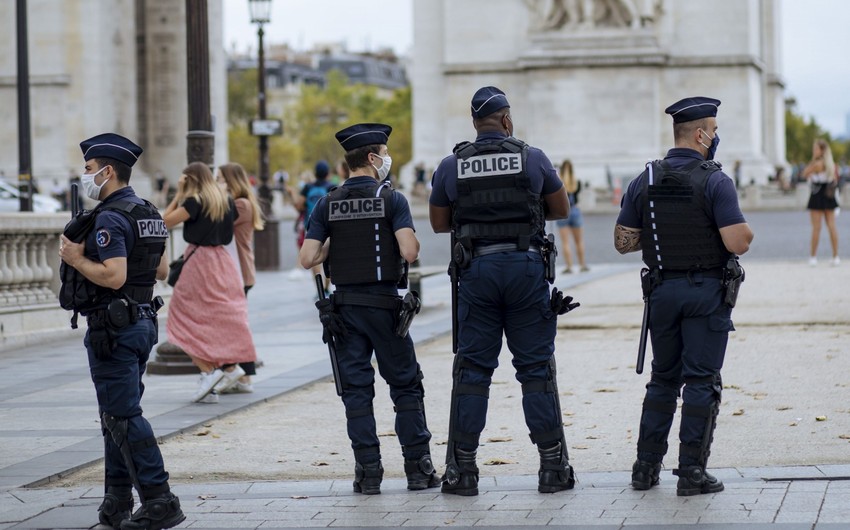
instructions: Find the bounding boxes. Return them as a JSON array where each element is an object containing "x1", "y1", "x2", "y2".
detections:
[{"x1": 167, "y1": 247, "x2": 198, "y2": 287}]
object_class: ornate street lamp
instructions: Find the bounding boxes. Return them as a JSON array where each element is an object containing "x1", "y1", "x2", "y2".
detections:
[{"x1": 249, "y1": 0, "x2": 273, "y2": 216}]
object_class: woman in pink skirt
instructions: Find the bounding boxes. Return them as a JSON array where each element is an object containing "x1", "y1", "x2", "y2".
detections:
[
  {"x1": 163, "y1": 162, "x2": 257, "y2": 403},
  {"x1": 215, "y1": 162, "x2": 265, "y2": 392}
]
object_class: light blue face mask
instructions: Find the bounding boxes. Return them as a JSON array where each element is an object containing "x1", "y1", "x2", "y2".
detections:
[
  {"x1": 372, "y1": 154, "x2": 392, "y2": 180},
  {"x1": 81, "y1": 166, "x2": 110, "y2": 201}
]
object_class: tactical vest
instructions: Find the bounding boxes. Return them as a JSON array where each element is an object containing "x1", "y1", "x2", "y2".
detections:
[
  {"x1": 639, "y1": 160, "x2": 730, "y2": 271},
  {"x1": 451, "y1": 137, "x2": 544, "y2": 250},
  {"x1": 326, "y1": 182, "x2": 404, "y2": 286},
  {"x1": 60, "y1": 199, "x2": 166, "y2": 322}
]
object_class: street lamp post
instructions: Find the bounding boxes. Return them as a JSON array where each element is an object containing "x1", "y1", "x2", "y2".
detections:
[
  {"x1": 16, "y1": 0, "x2": 33, "y2": 212},
  {"x1": 249, "y1": 0, "x2": 273, "y2": 217}
]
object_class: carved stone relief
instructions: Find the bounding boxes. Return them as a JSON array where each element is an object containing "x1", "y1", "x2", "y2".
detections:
[{"x1": 525, "y1": 0, "x2": 662, "y2": 31}]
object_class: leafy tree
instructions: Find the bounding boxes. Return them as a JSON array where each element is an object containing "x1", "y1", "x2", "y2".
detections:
[
  {"x1": 227, "y1": 64, "x2": 413, "y2": 180},
  {"x1": 785, "y1": 100, "x2": 849, "y2": 164}
]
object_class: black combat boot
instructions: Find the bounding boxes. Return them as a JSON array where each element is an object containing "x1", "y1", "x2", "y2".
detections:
[
  {"x1": 98, "y1": 484, "x2": 133, "y2": 529},
  {"x1": 404, "y1": 454, "x2": 440, "y2": 490},
  {"x1": 631, "y1": 459, "x2": 662, "y2": 490},
  {"x1": 673, "y1": 465, "x2": 725, "y2": 496},
  {"x1": 353, "y1": 461, "x2": 384, "y2": 495},
  {"x1": 440, "y1": 447, "x2": 479, "y2": 496},
  {"x1": 537, "y1": 442, "x2": 576, "y2": 493},
  {"x1": 120, "y1": 484, "x2": 185, "y2": 530}
]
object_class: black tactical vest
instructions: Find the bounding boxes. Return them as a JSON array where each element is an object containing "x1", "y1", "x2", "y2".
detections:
[
  {"x1": 451, "y1": 137, "x2": 544, "y2": 250},
  {"x1": 326, "y1": 182, "x2": 403, "y2": 286},
  {"x1": 60, "y1": 199, "x2": 166, "y2": 317},
  {"x1": 639, "y1": 160, "x2": 730, "y2": 271}
]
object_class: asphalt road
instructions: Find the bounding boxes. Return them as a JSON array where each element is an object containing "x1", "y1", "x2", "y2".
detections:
[{"x1": 277, "y1": 208, "x2": 850, "y2": 270}]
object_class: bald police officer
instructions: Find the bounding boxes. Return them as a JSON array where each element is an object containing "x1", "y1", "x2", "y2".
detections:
[
  {"x1": 299, "y1": 123, "x2": 439, "y2": 495},
  {"x1": 59, "y1": 134, "x2": 184, "y2": 530},
  {"x1": 430, "y1": 87, "x2": 576, "y2": 496},
  {"x1": 615, "y1": 97, "x2": 754, "y2": 496}
]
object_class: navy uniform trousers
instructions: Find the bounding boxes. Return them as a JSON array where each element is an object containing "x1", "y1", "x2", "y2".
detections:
[
  {"x1": 454, "y1": 251, "x2": 560, "y2": 450},
  {"x1": 638, "y1": 273, "x2": 734, "y2": 467},
  {"x1": 86, "y1": 316, "x2": 169, "y2": 487},
  {"x1": 335, "y1": 303, "x2": 431, "y2": 463}
]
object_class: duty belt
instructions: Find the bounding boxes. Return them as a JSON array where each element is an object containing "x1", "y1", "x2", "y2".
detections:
[
  {"x1": 658, "y1": 268, "x2": 724, "y2": 280},
  {"x1": 86, "y1": 304, "x2": 156, "y2": 325},
  {"x1": 332, "y1": 292, "x2": 400, "y2": 310},
  {"x1": 473, "y1": 243, "x2": 541, "y2": 258}
]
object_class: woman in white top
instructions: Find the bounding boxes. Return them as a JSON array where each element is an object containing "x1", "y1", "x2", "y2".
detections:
[{"x1": 802, "y1": 138, "x2": 840, "y2": 266}]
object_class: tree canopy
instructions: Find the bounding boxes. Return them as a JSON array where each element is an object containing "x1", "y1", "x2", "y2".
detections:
[{"x1": 227, "y1": 67, "x2": 411, "y2": 180}]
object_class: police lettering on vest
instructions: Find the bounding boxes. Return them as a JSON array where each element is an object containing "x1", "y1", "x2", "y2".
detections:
[
  {"x1": 137, "y1": 219, "x2": 167, "y2": 238},
  {"x1": 457, "y1": 153, "x2": 522, "y2": 179},
  {"x1": 329, "y1": 197, "x2": 385, "y2": 221}
]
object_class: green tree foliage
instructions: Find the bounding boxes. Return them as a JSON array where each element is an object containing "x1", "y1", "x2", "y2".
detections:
[
  {"x1": 227, "y1": 67, "x2": 412, "y2": 180},
  {"x1": 785, "y1": 101, "x2": 849, "y2": 164}
]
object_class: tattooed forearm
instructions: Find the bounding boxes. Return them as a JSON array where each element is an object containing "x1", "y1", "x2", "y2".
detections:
[{"x1": 614, "y1": 225, "x2": 642, "y2": 254}]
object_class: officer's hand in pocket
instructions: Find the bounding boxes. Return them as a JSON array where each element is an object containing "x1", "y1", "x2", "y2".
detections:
[{"x1": 550, "y1": 287, "x2": 580, "y2": 316}]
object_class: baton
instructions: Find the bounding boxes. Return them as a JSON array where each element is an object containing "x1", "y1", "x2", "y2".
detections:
[
  {"x1": 636, "y1": 299, "x2": 649, "y2": 374},
  {"x1": 70, "y1": 183, "x2": 80, "y2": 217},
  {"x1": 315, "y1": 275, "x2": 344, "y2": 396}
]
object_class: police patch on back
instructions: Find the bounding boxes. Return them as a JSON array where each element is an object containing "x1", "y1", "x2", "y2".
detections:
[
  {"x1": 458, "y1": 153, "x2": 522, "y2": 179},
  {"x1": 329, "y1": 197, "x2": 385, "y2": 221},
  {"x1": 137, "y1": 219, "x2": 167, "y2": 238}
]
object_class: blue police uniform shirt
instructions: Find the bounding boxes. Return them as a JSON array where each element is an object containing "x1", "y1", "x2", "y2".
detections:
[
  {"x1": 617, "y1": 148, "x2": 746, "y2": 230},
  {"x1": 85, "y1": 186, "x2": 145, "y2": 263},
  {"x1": 430, "y1": 132, "x2": 563, "y2": 207},
  {"x1": 305, "y1": 176, "x2": 415, "y2": 293}
]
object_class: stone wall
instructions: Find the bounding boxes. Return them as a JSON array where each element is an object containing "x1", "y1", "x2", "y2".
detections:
[{"x1": 412, "y1": 0, "x2": 785, "y2": 186}]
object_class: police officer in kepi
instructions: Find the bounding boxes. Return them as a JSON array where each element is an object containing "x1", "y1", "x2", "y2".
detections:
[
  {"x1": 614, "y1": 97, "x2": 754, "y2": 496},
  {"x1": 430, "y1": 86, "x2": 579, "y2": 496},
  {"x1": 298, "y1": 123, "x2": 439, "y2": 495},
  {"x1": 59, "y1": 133, "x2": 184, "y2": 530}
]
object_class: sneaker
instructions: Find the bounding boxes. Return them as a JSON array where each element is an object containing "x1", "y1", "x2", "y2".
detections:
[
  {"x1": 214, "y1": 365, "x2": 246, "y2": 393},
  {"x1": 197, "y1": 391, "x2": 219, "y2": 404},
  {"x1": 561, "y1": 267, "x2": 573, "y2": 274},
  {"x1": 832, "y1": 256, "x2": 841, "y2": 267},
  {"x1": 809, "y1": 257, "x2": 818, "y2": 267},
  {"x1": 220, "y1": 381, "x2": 254, "y2": 394},
  {"x1": 192, "y1": 370, "x2": 225, "y2": 403},
  {"x1": 580, "y1": 265, "x2": 590, "y2": 272}
]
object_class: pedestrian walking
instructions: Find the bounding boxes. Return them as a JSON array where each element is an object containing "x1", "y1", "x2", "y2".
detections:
[
  {"x1": 299, "y1": 123, "x2": 440, "y2": 495},
  {"x1": 802, "y1": 138, "x2": 840, "y2": 266},
  {"x1": 614, "y1": 96, "x2": 754, "y2": 496},
  {"x1": 163, "y1": 162, "x2": 257, "y2": 404},
  {"x1": 297, "y1": 161, "x2": 336, "y2": 295},
  {"x1": 58, "y1": 133, "x2": 184, "y2": 529},
  {"x1": 429, "y1": 86, "x2": 578, "y2": 496},
  {"x1": 216, "y1": 162, "x2": 265, "y2": 392}
]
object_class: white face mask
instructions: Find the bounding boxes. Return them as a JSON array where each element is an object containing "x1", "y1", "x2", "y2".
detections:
[
  {"x1": 372, "y1": 154, "x2": 392, "y2": 180},
  {"x1": 81, "y1": 166, "x2": 109, "y2": 201}
]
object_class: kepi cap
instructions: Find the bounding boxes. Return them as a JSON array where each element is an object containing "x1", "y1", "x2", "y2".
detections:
[
  {"x1": 80, "y1": 133, "x2": 143, "y2": 167},
  {"x1": 665, "y1": 97, "x2": 721, "y2": 124},
  {"x1": 335, "y1": 123, "x2": 392, "y2": 151},
  {"x1": 471, "y1": 86, "x2": 510, "y2": 119}
]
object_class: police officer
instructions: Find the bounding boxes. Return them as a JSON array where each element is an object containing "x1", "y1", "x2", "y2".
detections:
[
  {"x1": 59, "y1": 134, "x2": 184, "y2": 530},
  {"x1": 430, "y1": 86, "x2": 575, "y2": 496},
  {"x1": 614, "y1": 97, "x2": 754, "y2": 496},
  {"x1": 298, "y1": 123, "x2": 439, "y2": 495}
]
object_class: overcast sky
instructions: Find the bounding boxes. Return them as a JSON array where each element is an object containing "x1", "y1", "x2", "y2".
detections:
[{"x1": 224, "y1": 0, "x2": 850, "y2": 137}]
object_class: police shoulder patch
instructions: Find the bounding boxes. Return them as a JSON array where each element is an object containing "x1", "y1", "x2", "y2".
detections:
[{"x1": 96, "y1": 229, "x2": 111, "y2": 248}]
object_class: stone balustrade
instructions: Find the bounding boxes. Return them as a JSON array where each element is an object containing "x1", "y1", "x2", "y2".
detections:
[{"x1": 0, "y1": 213, "x2": 182, "y2": 352}]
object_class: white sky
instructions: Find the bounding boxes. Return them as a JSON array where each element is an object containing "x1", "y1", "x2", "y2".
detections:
[{"x1": 224, "y1": 0, "x2": 850, "y2": 137}]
